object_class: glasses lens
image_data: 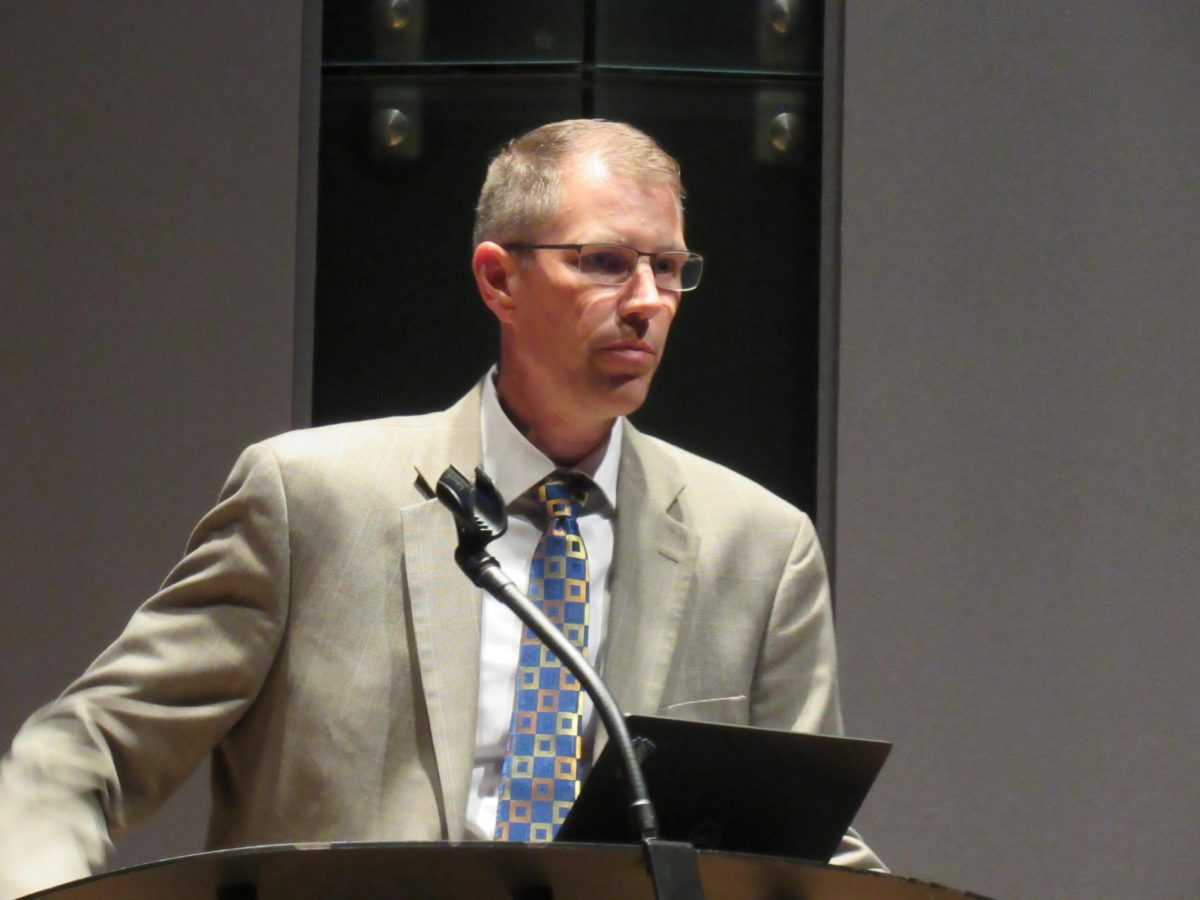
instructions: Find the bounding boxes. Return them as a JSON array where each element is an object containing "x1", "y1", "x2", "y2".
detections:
[
  {"x1": 578, "y1": 245, "x2": 637, "y2": 284},
  {"x1": 664, "y1": 253, "x2": 704, "y2": 292}
]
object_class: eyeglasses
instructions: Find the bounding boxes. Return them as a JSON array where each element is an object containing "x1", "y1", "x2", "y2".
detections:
[{"x1": 502, "y1": 243, "x2": 705, "y2": 292}]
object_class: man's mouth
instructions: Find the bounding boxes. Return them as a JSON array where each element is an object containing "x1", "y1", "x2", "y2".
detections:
[
  {"x1": 598, "y1": 339, "x2": 658, "y2": 371},
  {"x1": 602, "y1": 339, "x2": 655, "y2": 355}
]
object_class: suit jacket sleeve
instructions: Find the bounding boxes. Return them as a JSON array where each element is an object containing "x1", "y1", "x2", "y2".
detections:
[
  {"x1": 0, "y1": 442, "x2": 291, "y2": 897},
  {"x1": 760, "y1": 517, "x2": 886, "y2": 871},
  {"x1": 750, "y1": 513, "x2": 843, "y2": 735}
]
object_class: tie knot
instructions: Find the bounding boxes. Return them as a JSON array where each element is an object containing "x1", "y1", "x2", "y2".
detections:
[{"x1": 536, "y1": 473, "x2": 590, "y2": 521}]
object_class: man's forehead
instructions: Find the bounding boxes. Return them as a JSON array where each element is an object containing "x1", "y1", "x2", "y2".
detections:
[
  {"x1": 544, "y1": 155, "x2": 685, "y2": 245},
  {"x1": 560, "y1": 152, "x2": 676, "y2": 197},
  {"x1": 572, "y1": 152, "x2": 611, "y2": 182}
]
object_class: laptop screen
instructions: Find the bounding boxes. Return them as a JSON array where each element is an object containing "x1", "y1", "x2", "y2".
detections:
[{"x1": 556, "y1": 715, "x2": 890, "y2": 862}]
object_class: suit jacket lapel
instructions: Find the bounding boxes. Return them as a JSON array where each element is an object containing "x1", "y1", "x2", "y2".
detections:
[
  {"x1": 602, "y1": 425, "x2": 700, "y2": 743},
  {"x1": 404, "y1": 388, "x2": 485, "y2": 839}
]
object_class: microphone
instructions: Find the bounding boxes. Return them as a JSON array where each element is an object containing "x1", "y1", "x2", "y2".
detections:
[{"x1": 436, "y1": 465, "x2": 704, "y2": 900}]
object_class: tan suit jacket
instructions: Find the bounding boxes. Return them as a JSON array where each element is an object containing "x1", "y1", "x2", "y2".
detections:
[{"x1": 0, "y1": 384, "x2": 878, "y2": 895}]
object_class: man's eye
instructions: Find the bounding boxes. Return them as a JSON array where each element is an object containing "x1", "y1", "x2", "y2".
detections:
[
  {"x1": 653, "y1": 255, "x2": 682, "y2": 276},
  {"x1": 583, "y1": 251, "x2": 630, "y2": 275}
]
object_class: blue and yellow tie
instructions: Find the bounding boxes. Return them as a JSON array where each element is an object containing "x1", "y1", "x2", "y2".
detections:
[{"x1": 494, "y1": 474, "x2": 590, "y2": 842}]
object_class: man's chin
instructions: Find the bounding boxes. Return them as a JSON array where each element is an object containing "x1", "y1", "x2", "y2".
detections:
[{"x1": 595, "y1": 372, "x2": 655, "y2": 418}]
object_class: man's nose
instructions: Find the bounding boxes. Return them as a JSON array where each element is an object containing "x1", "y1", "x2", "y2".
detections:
[{"x1": 619, "y1": 259, "x2": 675, "y2": 319}]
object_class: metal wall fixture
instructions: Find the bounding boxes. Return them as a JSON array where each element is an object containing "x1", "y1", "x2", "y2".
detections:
[
  {"x1": 372, "y1": 0, "x2": 425, "y2": 60},
  {"x1": 369, "y1": 89, "x2": 422, "y2": 162}
]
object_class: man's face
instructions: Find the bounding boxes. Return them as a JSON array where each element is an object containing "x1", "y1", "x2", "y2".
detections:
[{"x1": 501, "y1": 157, "x2": 686, "y2": 427}]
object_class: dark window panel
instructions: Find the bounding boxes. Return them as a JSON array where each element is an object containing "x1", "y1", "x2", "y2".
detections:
[
  {"x1": 594, "y1": 73, "x2": 823, "y2": 512},
  {"x1": 324, "y1": 1, "x2": 585, "y2": 66},
  {"x1": 595, "y1": 0, "x2": 821, "y2": 75},
  {"x1": 313, "y1": 74, "x2": 583, "y2": 423}
]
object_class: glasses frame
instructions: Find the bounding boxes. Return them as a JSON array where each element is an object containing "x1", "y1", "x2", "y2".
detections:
[{"x1": 502, "y1": 242, "x2": 705, "y2": 292}]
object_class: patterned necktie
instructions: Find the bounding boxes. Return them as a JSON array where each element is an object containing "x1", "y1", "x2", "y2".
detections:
[{"x1": 494, "y1": 473, "x2": 590, "y2": 842}]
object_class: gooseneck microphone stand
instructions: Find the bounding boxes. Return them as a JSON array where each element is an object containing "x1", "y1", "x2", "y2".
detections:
[{"x1": 436, "y1": 465, "x2": 705, "y2": 900}]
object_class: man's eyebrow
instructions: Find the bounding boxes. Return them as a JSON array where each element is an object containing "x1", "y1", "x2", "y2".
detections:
[{"x1": 583, "y1": 238, "x2": 689, "y2": 252}]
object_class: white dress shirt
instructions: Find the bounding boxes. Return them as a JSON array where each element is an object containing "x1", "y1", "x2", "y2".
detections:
[{"x1": 464, "y1": 369, "x2": 623, "y2": 839}]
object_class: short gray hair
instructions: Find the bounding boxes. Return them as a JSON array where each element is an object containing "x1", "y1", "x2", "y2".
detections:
[{"x1": 472, "y1": 119, "x2": 684, "y2": 246}]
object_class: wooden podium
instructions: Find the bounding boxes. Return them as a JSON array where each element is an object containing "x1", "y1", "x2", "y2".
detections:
[{"x1": 29, "y1": 842, "x2": 990, "y2": 900}]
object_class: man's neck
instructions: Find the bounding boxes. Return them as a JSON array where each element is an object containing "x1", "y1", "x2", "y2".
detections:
[{"x1": 494, "y1": 390, "x2": 613, "y2": 468}]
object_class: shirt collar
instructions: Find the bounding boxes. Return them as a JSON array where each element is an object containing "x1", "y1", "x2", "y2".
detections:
[{"x1": 480, "y1": 366, "x2": 622, "y2": 512}]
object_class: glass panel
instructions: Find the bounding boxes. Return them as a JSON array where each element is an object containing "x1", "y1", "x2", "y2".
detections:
[
  {"x1": 594, "y1": 73, "x2": 823, "y2": 511},
  {"x1": 596, "y1": 0, "x2": 821, "y2": 75},
  {"x1": 313, "y1": 74, "x2": 583, "y2": 422},
  {"x1": 324, "y1": 0, "x2": 585, "y2": 65}
]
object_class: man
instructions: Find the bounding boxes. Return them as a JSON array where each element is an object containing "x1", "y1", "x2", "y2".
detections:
[{"x1": 0, "y1": 120, "x2": 881, "y2": 896}]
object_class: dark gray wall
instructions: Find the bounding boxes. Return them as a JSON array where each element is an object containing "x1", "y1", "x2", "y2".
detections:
[
  {"x1": 0, "y1": 1, "x2": 304, "y2": 872},
  {"x1": 834, "y1": 3, "x2": 1200, "y2": 898},
  {"x1": 6, "y1": 3, "x2": 1199, "y2": 898}
]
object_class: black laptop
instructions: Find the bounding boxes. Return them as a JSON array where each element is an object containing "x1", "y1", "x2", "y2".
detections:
[{"x1": 556, "y1": 715, "x2": 890, "y2": 863}]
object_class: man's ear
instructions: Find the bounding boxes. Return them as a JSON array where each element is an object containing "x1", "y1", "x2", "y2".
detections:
[{"x1": 473, "y1": 241, "x2": 518, "y2": 324}]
